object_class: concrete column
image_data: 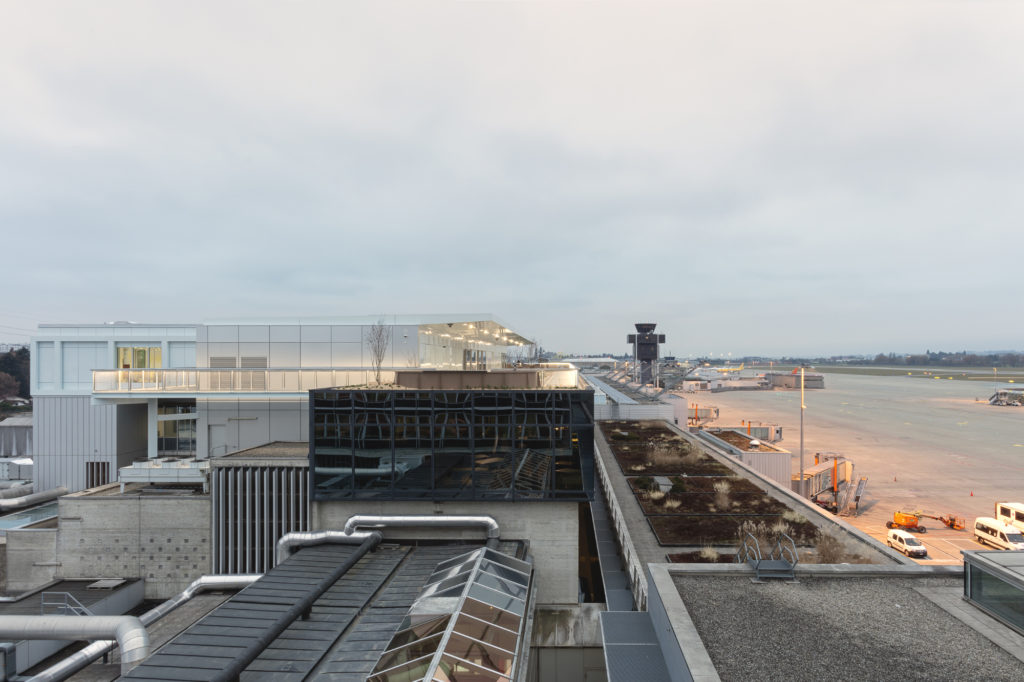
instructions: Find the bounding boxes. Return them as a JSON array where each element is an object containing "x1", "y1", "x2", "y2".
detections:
[{"x1": 148, "y1": 398, "x2": 159, "y2": 459}]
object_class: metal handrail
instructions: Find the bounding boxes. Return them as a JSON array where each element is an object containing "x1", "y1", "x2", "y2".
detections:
[
  {"x1": 40, "y1": 592, "x2": 92, "y2": 616},
  {"x1": 772, "y1": 533, "x2": 799, "y2": 568}
]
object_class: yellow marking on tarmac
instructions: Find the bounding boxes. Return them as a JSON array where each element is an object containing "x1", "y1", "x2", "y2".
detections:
[
  {"x1": 1014, "y1": 444, "x2": 1024, "y2": 448},
  {"x1": 957, "y1": 421, "x2": 968, "y2": 426}
]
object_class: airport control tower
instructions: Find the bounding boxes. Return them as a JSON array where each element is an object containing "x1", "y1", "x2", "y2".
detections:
[{"x1": 627, "y1": 323, "x2": 665, "y2": 386}]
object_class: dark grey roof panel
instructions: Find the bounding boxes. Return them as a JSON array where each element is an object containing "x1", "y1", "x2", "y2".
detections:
[
  {"x1": 601, "y1": 611, "x2": 672, "y2": 682},
  {"x1": 604, "y1": 644, "x2": 672, "y2": 682}
]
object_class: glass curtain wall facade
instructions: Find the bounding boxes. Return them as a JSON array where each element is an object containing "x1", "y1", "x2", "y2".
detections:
[{"x1": 311, "y1": 389, "x2": 594, "y2": 501}]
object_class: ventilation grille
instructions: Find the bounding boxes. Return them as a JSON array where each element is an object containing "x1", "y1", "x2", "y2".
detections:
[
  {"x1": 240, "y1": 356, "x2": 268, "y2": 368},
  {"x1": 210, "y1": 356, "x2": 237, "y2": 368}
]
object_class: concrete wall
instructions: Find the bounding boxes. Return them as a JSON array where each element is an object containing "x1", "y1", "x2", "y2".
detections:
[
  {"x1": 56, "y1": 489, "x2": 212, "y2": 599},
  {"x1": 3, "y1": 529, "x2": 57, "y2": 593},
  {"x1": 314, "y1": 500, "x2": 580, "y2": 605}
]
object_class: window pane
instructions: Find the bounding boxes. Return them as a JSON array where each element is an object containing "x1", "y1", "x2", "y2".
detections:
[
  {"x1": 438, "y1": 654, "x2": 510, "y2": 682},
  {"x1": 479, "y1": 560, "x2": 529, "y2": 586},
  {"x1": 454, "y1": 613, "x2": 519, "y2": 653},
  {"x1": 474, "y1": 570, "x2": 527, "y2": 600},
  {"x1": 460, "y1": 598, "x2": 521, "y2": 632},
  {"x1": 468, "y1": 584, "x2": 524, "y2": 616},
  {"x1": 373, "y1": 633, "x2": 444, "y2": 673},
  {"x1": 443, "y1": 633, "x2": 514, "y2": 676},
  {"x1": 367, "y1": 653, "x2": 434, "y2": 682},
  {"x1": 149, "y1": 346, "x2": 162, "y2": 368},
  {"x1": 385, "y1": 614, "x2": 451, "y2": 651}
]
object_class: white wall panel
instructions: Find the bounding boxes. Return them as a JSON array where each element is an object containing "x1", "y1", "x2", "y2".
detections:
[
  {"x1": 61, "y1": 342, "x2": 107, "y2": 390},
  {"x1": 37, "y1": 342, "x2": 55, "y2": 389},
  {"x1": 238, "y1": 325, "x2": 269, "y2": 342},
  {"x1": 300, "y1": 342, "x2": 330, "y2": 367},
  {"x1": 269, "y1": 325, "x2": 300, "y2": 342},
  {"x1": 168, "y1": 342, "x2": 196, "y2": 368},
  {"x1": 301, "y1": 325, "x2": 331, "y2": 342},
  {"x1": 331, "y1": 343, "x2": 362, "y2": 366},
  {"x1": 33, "y1": 395, "x2": 120, "y2": 492},
  {"x1": 269, "y1": 342, "x2": 299, "y2": 367},
  {"x1": 207, "y1": 325, "x2": 239, "y2": 342},
  {"x1": 331, "y1": 325, "x2": 362, "y2": 343}
]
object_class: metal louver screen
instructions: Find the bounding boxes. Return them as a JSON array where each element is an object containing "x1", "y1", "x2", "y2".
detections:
[
  {"x1": 211, "y1": 465, "x2": 310, "y2": 573},
  {"x1": 210, "y1": 357, "x2": 237, "y2": 368}
]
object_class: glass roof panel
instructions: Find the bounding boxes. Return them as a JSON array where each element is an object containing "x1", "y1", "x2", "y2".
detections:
[
  {"x1": 453, "y1": 613, "x2": 519, "y2": 653},
  {"x1": 461, "y1": 597, "x2": 521, "y2": 632},
  {"x1": 468, "y1": 584, "x2": 524, "y2": 616},
  {"x1": 421, "y1": 572, "x2": 472, "y2": 598},
  {"x1": 443, "y1": 632, "x2": 515, "y2": 676},
  {"x1": 474, "y1": 570, "x2": 528, "y2": 600},
  {"x1": 437, "y1": 653, "x2": 511, "y2": 682},
  {"x1": 426, "y1": 565, "x2": 475, "y2": 588},
  {"x1": 482, "y1": 549, "x2": 530, "y2": 574},
  {"x1": 374, "y1": 633, "x2": 444, "y2": 674},
  {"x1": 385, "y1": 614, "x2": 452, "y2": 652},
  {"x1": 434, "y1": 549, "x2": 483, "y2": 572},
  {"x1": 478, "y1": 559, "x2": 529, "y2": 586},
  {"x1": 367, "y1": 653, "x2": 434, "y2": 682}
]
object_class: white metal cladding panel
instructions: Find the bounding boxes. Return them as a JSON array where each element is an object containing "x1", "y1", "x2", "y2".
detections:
[
  {"x1": 61, "y1": 341, "x2": 108, "y2": 390},
  {"x1": 37, "y1": 341, "x2": 55, "y2": 388},
  {"x1": 33, "y1": 396, "x2": 119, "y2": 491},
  {"x1": 212, "y1": 465, "x2": 309, "y2": 574},
  {"x1": 167, "y1": 342, "x2": 196, "y2": 368},
  {"x1": 740, "y1": 451, "x2": 792, "y2": 486}
]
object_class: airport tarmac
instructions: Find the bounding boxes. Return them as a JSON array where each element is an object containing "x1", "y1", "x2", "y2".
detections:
[{"x1": 679, "y1": 372, "x2": 1024, "y2": 565}]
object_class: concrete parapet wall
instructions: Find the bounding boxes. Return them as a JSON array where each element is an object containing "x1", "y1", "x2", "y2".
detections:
[
  {"x1": 56, "y1": 491, "x2": 211, "y2": 599},
  {"x1": 4, "y1": 529, "x2": 57, "y2": 593},
  {"x1": 314, "y1": 500, "x2": 580, "y2": 605}
]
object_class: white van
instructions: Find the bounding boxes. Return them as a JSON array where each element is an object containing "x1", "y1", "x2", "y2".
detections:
[
  {"x1": 994, "y1": 502, "x2": 1024, "y2": 533},
  {"x1": 973, "y1": 517, "x2": 1024, "y2": 550},
  {"x1": 886, "y1": 529, "x2": 927, "y2": 558}
]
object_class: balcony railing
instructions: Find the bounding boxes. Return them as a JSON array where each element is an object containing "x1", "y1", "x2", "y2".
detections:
[
  {"x1": 93, "y1": 368, "x2": 397, "y2": 394},
  {"x1": 92, "y1": 366, "x2": 584, "y2": 394}
]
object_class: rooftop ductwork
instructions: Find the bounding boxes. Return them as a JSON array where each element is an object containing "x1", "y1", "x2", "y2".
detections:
[
  {"x1": 275, "y1": 530, "x2": 383, "y2": 565},
  {"x1": 341, "y1": 514, "x2": 501, "y2": 548},
  {"x1": 0, "y1": 615, "x2": 147, "y2": 676},
  {"x1": 0, "y1": 486, "x2": 67, "y2": 511},
  {"x1": 28, "y1": 575, "x2": 260, "y2": 682},
  {"x1": 0, "y1": 484, "x2": 33, "y2": 498}
]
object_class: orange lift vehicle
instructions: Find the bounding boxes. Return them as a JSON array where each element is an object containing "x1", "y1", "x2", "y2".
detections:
[{"x1": 886, "y1": 510, "x2": 966, "y2": 533}]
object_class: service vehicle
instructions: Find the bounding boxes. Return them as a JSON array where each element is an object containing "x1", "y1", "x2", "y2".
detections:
[
  {"x1": 886, "y1": 529, "x2": 927, "y2": 558},
  {"x1": 994, "y1": 502, "x2": 1024, "y2": 533},
  {"x1": 973, "y1": 517, "x2": 1024, "y2": 550}
]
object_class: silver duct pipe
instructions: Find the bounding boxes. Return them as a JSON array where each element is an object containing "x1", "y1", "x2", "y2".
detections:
[
  {"x1": 0, "y1": 484, "x2": 33, "y2": 499},
  {"x1": 28, "y1": 575, "x2": 261, "y2": 682},
  {"x1": 0, "y1": 486, "x2": 67, "y2": 511},
  {"x1": 276, "y1": 530, "x2": 382, "y2": 565},
  {"x1": 0, "y1": 615, "x2": 147, "y2": 676},
  {"x1": 341, "y1": 514, "x2": 501, "y2": 541},
  {"x1": 0, "y1": 481, "x2": 32, "y2": 493}
]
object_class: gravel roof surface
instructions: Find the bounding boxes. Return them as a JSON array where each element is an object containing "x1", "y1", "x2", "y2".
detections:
[{"x1": 673, "y1": 575, "x2": 1024, "y2": 681}]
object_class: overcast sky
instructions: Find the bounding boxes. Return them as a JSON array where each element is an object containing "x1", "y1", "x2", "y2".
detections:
[{"x1": 2, "y1": 1, "x2": 1022, "y2": 357}]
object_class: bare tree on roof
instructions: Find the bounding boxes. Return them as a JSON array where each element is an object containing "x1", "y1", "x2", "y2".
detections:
[{"x1": 366, "y1": 319, "x2": 391, "y2": 386}]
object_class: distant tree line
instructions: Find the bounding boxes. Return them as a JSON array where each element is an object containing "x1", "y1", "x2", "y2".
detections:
[
  {"x1": 867, "y1": 351, "x2": 1024, "y2": 367},
  {"x1": 0, "y1": 347, "x2": 30, "y2": 399}
]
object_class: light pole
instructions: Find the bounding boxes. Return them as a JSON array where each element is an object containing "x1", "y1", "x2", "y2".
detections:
[{"x1": 799, "y1": 366, "x2": 806, "y2": 498}]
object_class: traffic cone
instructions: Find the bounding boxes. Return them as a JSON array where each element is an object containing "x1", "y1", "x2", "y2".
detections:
[{"x1": 970, "y1": 491, "x2": 973, "y2": 497}]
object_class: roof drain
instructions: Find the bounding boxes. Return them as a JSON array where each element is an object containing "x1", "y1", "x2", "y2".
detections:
[
  {"x1": 0, "y1": 486, "x2": 68, "y2": 511},
  {"x1": 0, "y1": 615, "x2": 147, "y2": 677},
  {"x1": 209, "y1": 531, "x2": 383, "y2": 682},
  {"x1": 27, "y1": 575, "x2": 261, "y2": 682},
  {"x1": 341, "y1": 514, "x2": 502, "y2": 548}
]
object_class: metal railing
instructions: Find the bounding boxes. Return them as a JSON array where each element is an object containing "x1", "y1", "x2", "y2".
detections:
[
  {"x1": 93, "y1": 366, "x2": 582, "y2": 394},
  {"x1": 92, "y1": 368, "x2": 398, "y2": 394},
  {"x1": 41, "y1": 592, "x2": 92, "y2": 616}
]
